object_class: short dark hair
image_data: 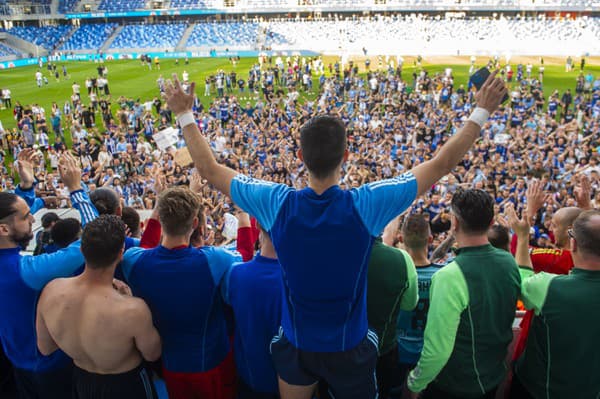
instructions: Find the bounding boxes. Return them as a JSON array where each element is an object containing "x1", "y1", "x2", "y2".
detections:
[
  {"x1": 158, "y1": 187, "x2": 201, "y2": 236},
  {"x1": 51, "y1": 218, "x2": 81, "y2": 248},
  {"x1": 402, "y1": 214, "x2": 430, "y2": 249},
  {"x1": 0, "y1": 192, "x2": 19, "y2": 221},
  {"x1": 41, "y1": 212, "x2": 59, "y2": 229},
  {"x1": 121, "y1": 207, "x2": 140, "y2": 238},
  {"x1": 81, "y1": 215, "x2": 126, "y2": 269},
  {"x1": 300, "y1": 115, "x2": 347, "y2": 179},
  {"x1": 488, "y1": 224, "x2": 510, "y2": 252},
  {"x1": 573, "y1": 210, "x2": 600, "y2": 258},
  {"x1": 451, "y1": 189, "x2": 495, "y2": 235},
  {"x1": 90, "y1": 187, "x2": 120, "y2": 215}
]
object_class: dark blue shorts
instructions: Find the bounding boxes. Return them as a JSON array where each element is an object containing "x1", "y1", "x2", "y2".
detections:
[{"x1": 270, "y1": 328, "x2": 378, "y2": 399}]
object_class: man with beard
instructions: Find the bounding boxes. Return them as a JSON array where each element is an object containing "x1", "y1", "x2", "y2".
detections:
[{"x1": 0, "y1": 153, "x2": 98, "y2": 399}]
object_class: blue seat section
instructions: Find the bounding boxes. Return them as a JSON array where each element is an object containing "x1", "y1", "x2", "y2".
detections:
[
  {"x1": 110, "y1": 23, "x2": 187, "y2": 49},
  {"x1": 169, "y1": 0, "x2": 209, "y2": 8},
  {"x1": 186, "y1": 22, "x2": 259, "y2": 47},
  {"x1": 8, "y1": 25, "x2": 72, "y2": 50},
  {"x1": 0, "y1": 41, "x2": 21, "y2": 57},
  {"x1": 98, "y1": 0, "x2": 146, "y2": 11},
  {"x1": 61, "y1": 23, "x2": 118, "y2": 51},
  {"x1": 58, "y1": 0, "x2": 80, "y2": 13}
]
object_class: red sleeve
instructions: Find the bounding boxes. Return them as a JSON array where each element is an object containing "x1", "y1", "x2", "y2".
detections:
[
  {"x1": 530, "y1": 248, "x2": 573, "y2": 275},
  {"x1": 140, "y1": 218, "x2": 162, "y2": 249},
  {"x1": 510, "y1": 233, "x2": 518, "y2": 255},
  {"x1": 237, "y1": 226, "x2": 255, "y2": 262}
]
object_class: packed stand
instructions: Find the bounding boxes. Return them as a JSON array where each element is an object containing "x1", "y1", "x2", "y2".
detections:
[
  {"x1": 0, "y1": 55, "x2": 599, "y2": 399},
  {"x1": 169, "y1": 0, "x2": 211, "y2": 8}
]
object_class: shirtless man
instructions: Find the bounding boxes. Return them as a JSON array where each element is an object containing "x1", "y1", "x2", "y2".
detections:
[{"x1": 36, "y1": 215, "x2": 161, "y2": 399}]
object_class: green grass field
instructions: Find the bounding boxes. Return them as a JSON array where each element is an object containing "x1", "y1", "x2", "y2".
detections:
[{"x1": 1, "y1": 56, "x2": 599, "y2": 136}]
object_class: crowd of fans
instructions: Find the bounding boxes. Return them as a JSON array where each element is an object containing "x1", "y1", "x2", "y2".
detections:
[{"x1": 0, "y1": 55, "x2": 599, "y2": 399}]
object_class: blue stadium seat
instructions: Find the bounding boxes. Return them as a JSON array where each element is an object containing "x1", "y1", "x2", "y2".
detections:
[
  {"x1": 0, "y1": 41, "x2": 21, "y2": 57},
  {"x1": 97, "y1": 0, "x2": 146, "y2": 11},
  {"x1": 58, "y1": 0, "x2": 79, "y2": 13},
  {"x1": 109, "y1": 23, "x2": 187, "y2": 49},
  {"x1": 169, "y1": 0, "x2": 209, "y2": 8},
  {"x1": 186, "y1": 22, "x2": 259, "y2": 47},
  {"x1": 61, "y1": 23, "x2": 118, "y2": 51},
  {"x1": 8, "y1": 25, "x2": 72, "y2": 50}
]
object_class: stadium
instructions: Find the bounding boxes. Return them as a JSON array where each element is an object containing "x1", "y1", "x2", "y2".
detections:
[{"x1": 1, "y1": 0, "x2": 600, "y2": 399}]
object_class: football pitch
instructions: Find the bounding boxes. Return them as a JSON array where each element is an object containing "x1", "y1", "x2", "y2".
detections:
[{"x1": 1, "y1": 55, "x2": 599, "y2": 138}]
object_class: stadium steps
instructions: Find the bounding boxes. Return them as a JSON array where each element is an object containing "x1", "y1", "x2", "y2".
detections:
[
  {"x1": 176, "y1": 23, "x2": 195, "y2": 51},
  {"x1": 100, "y1": 25, "x2": 124, "y2": 53},
  {"x1": 58, "y1": 26, "x2": 79, "y2": 49},
  {"x1": 1, "y1": 32, "x2": 46, "y2": 57}
]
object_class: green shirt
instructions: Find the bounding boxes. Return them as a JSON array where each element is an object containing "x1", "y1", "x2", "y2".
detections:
[
  {"x1": 516, "y1": 267, "x2": 600, "y2": 399},
  {"x1": 367, "y1": 239, "x2": 418, "y2": 355},
  {"x1": 408, "y1": 244, "x2": 521, "y2": 397}
]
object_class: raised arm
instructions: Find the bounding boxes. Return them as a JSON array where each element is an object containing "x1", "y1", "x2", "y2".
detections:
[
  {"x1": 164, "y1": 75, "x2": 237, "y2": 197},
  {"x1": 59, "y1": 153, "x2": 98, "y2": 227},
  {"x1": 410, "y1": 71, "x2": 507, "y2": 197},
  {"x1": 15, "y1": 148, "x2": 45, "y2": 213}
]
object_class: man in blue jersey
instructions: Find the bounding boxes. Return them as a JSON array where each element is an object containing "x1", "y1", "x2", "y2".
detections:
[
  {"x1": 121, "y1": 187, "x2": 241, "y2": 399},
  {"x1": 396, "y1": 214, "x2": 443, "y2": 379},
  {"x1": 223, "y1": 224, "x2": 281, "y2": 399},
  {"x1": 0, "y1": 153, "x2": 98, "y2": 399},
  {"x1": 164, "y1": 71, "x2": 507, "y2": 399}
]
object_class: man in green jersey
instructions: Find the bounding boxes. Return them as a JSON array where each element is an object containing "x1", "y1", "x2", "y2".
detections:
[
  {"x1": 407, "y1": 189, "x2": 521, "y2": 398},
  {"x1": 509, "y1": 207, "x2": 600, "y2": 399}
]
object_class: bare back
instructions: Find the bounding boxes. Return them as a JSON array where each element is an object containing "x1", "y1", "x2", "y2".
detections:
[{"x1": 37, "y1": 276, "x2": 150, "y2": 374}]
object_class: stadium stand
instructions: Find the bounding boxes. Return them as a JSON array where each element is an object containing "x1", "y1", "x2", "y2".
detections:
[
  {"x1": 7, "y1": 25, "x2": 72, "y2": 50},
  {"x1": 109, "y1": 23, "x2": 187, "y2": 49},
  {"x1": 186, "y1": 22, "x2": 259, "y2": 48},
  {"x1": 58, "y1": 0, "x2": 79, "y2": 13},
  {"x1": 60, "y1": 23, "x2": 118, "y2": 51},
  {"x1": 169, "y1": 0, "x2": 210, "y2": 8},
  {"x1": 0, "y1": 41, "x2": 21, "y2": 57},
  {"x1": 97, "y1": 0, "x2": 146, "y2": 11},
  {"x1": 263, "y1": 15, "x2": 600, "y2": 54}
]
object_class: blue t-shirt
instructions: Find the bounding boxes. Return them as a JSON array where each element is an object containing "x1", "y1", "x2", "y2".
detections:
[
  {"x1": 223, "y1": 255, "x2": 282, "y2": 394},
  {"x1": 122, "y1": 245, "x2": 240, "y2": 372},
  {"x1": 397, "y1": 263, "x2": 444, "y2": 365},
  {"x1": 230, "y1": 173, "x2": 417, "y2": 352}
]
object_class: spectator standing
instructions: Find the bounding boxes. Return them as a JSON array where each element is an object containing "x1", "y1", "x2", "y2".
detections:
[{"x1": 407, "y1": 189, "x2": 521, "y2": 399}]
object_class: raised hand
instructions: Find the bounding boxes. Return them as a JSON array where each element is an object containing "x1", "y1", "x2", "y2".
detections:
[
  {"x1": 58, "y1": 152, "x2": 82, "y2": 192},
  {"x1": 16, "y1": 148, "x2": 36, "y2": 189},
  {"x1": 189, "y1": 172, "x2": 203, "y2": 193},
  {"x1": 526, "y1": 179, "x2": 549, "y2": 225},
  {"x1": 505, "y1": 203, "x2": 530, "y2": 239},
  {"x1": 163, "y1": 73, "x2": 196, "y2": 117},
  {"x1": 475, "y1": 70, "x2": 508, "y2": 114},
  {"x1": 574, "y1": 174, "x2": 592, "y2": 210}
]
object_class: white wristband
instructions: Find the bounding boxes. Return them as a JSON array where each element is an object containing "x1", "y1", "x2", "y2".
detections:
[
  {"x1": 177, "y1": 112, "x2": 195, "y2": 128},
  {"x1": 468, "y1": 107, "x2": 490, "y2": 128}
]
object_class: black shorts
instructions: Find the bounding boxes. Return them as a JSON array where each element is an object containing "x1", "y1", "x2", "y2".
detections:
[
  {"x1": 73, "y1": 363, "x2": 157, "y2": 399},
  {"x1": 13, "y1": 363, "x2": 73, "y2": 399},
  {"x1": 270, "y1": 328, "x2": 378, "y2": 399}
]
